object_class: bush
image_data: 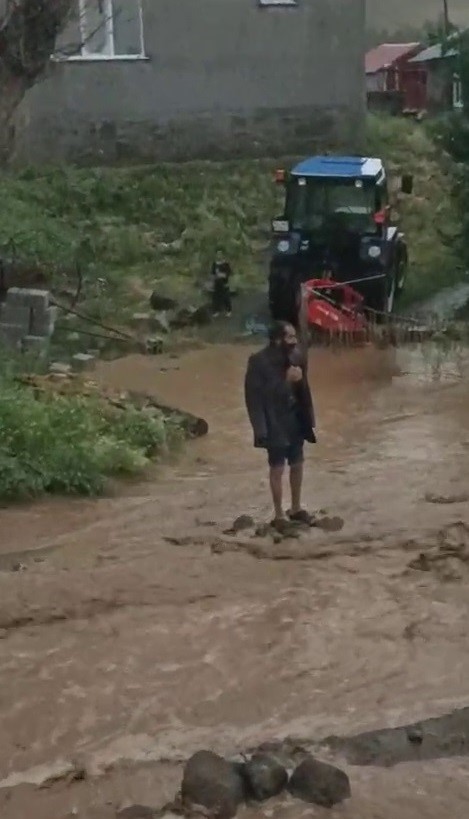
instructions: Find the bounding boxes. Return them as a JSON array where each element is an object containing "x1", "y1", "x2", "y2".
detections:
[
  {"x1": 0, "y1": 374, "x2": 183, "y2": 502},
  {"x1": 367, "y1": 115, "x2": 461, "y2": 304},
  {"x1": 430, "y1": 112, "x2": 469, "y2": 271}
]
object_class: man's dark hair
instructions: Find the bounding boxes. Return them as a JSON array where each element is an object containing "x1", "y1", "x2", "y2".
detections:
[{"x1": 268, "y1": 320, "x2": 290, "y2": 344}]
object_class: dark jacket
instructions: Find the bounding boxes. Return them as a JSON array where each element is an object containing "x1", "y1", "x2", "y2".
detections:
[
  {"x1": 244, "y1": 344, "x2": 316, "y2": 449},
  {"x1": 211, "y1": 261, "x2": 232, "y2": 286}
]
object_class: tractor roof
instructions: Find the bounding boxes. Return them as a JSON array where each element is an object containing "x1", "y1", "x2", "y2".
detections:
[{"x1": 291, "y1": 156, "x2": 384, "y2": 180}]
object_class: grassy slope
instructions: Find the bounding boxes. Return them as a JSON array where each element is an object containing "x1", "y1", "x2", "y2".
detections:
[
  {"x1": 0, "y1": 161, "x2": 282, "y2": 323},
  {"x1": 0, "y1": 117, "x2": 460, "y2": 323},
  {"x1": 367, "y1": 115, "x2": 460, "y2": 304}
]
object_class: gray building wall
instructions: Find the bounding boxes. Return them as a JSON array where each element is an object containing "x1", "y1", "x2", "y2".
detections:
[
  {"x1": 13, "y1": 0, "x2": 366, "y2": 164},
  {"x1": 425, "y1": 60, "x2": 455, "y2": 112}
]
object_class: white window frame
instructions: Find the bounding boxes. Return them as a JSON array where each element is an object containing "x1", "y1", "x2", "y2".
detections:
[
  {"x1": 64, "y1": 0, "x2": 146, "y2": 62},
  {"x1": 453, "y1": 73, "x2": 463, "y2": 110},
  {"x1": 258, "y1": 0, "x2": 298, "y2": 7}
]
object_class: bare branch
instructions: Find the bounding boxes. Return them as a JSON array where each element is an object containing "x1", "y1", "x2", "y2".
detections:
[{"x1": 0, "y1": 0, "x2": 75, "y2": 80}]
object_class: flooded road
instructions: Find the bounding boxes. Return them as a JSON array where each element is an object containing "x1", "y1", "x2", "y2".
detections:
[{"x1": 1, "y1": 342, "x2": 469, "y2": 819}]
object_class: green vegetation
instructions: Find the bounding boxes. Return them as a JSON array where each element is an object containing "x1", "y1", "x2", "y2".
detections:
[
  {"x1": 0, "y1": 115, "x2": 462, "y2": 324},
  {"x1": 367, "y1": 114, "x2": 461, "y2": 304},
  {"x1": 0, "y1": 113, "x2": 466, "y2": 504},
  {"x1": 0, "y1": 360, "x2": 184, "y2": 501},
  {"x1": 0, "y1": 160, "x2": 281, "y2": 325},
  {"x1": 428, "y1": 33, "x2": 469, "y2": 276}
]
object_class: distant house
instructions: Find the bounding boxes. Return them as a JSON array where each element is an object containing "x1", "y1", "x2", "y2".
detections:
[
  {"x1": 408, "y1": 41, "x2": 462, "y2": 112},
  {"x1": 365, "y1": 43, "x2": 426, "y2": 114}
]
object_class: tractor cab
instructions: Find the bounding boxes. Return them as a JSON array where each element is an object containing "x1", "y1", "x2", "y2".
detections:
[{"x1": 269, "y1": 155, "x2": 413, "y2": 325}]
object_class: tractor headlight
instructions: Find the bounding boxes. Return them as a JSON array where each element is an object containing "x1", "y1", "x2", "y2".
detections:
[
  {"x1": 368, "y1": 245, "x2": 381, "y2": 259},
  {"x1": 277, "y1": 240, "x2": 290, "y2": 253}
]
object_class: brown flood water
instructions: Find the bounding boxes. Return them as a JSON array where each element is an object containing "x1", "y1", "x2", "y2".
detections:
[{"x1": 1, "y1": 342, "x2": 469, "y2": 818}]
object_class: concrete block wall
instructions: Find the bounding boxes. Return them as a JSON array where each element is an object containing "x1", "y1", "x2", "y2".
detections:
[{"x1": 0, "y1": 288, "x2": 57, "y2": 354}]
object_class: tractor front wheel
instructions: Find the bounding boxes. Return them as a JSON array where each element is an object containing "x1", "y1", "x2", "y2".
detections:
[
  {"x1": 395, "y1": 249, "x2": 408, "y2": 297},
  {"x1": 269, "y1": 269, "x2": 301, "y2": 326},
  {"x1": 366, "y1": 272, "x2": 396, "y2": 321}
]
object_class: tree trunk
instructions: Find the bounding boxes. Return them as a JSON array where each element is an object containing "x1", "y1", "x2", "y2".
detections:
[
  {"x1": 0, "y1": 0, "x2": 75, "y2": 163},
  {"x1": 0, "y1": 73, "x2": 28, "y2": 162}
]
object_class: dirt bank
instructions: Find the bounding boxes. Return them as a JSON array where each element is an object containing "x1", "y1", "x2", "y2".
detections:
[{"x1": 0, "y1": 342, "x2": 469, "y2": 818}]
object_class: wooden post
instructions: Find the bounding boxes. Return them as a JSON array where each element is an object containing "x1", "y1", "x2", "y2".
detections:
[
  {"x1": 298, "y1": 283, "x2": 309, "y2": 363},
  {"x1": 443, "y1": 0, "x2": 450, "y2": 36}
]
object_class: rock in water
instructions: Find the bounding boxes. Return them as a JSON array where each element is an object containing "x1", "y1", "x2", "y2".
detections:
[
  {"x1": 288, "y1": 756, "x2": 351, "y2": 808},
  {"x1": 243, "y1": 754, "x2": 288, "y2": 801},
  {"x1": 232, "y1": 515, "x2": 255, "y2": 533},
  {"x1": 182, "y1": 750, "x2": 246, "y2": 819}
]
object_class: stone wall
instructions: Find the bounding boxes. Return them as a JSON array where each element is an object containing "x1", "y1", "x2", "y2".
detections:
[{"x1": 0, "y1": 289, "x2": 57, "y2": 354}]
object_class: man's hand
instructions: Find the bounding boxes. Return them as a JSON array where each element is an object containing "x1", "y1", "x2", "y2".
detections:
[{"x1": 286, "y1": 365, "x2": 302, "y2": 384}]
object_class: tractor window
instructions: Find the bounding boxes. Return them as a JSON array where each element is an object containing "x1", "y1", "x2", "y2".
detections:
[{"x1": 285, "y1": 178, "x2": 377, "y2": 232}]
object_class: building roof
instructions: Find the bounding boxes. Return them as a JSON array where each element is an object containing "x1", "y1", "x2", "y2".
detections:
[
  {"x1": 291, "y1": 156, "x2": 384, "y2": 180},
  {"x1": 409, "y1": 42, "x2": 458, "y2": 63},
  {"x1": 365, "y1": 43, "x2": 421, "y2": 74}
]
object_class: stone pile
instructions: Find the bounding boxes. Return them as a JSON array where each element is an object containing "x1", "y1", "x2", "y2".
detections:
[
  {"x1": 0, "y1": 287, "x2": 57, "y2": 354},
  {"x1": 112, "y1": 749, "x2": 351, "y2": 818},
  {"x1": 178, "y1": 749, "x2": 351, "y2": 818}
]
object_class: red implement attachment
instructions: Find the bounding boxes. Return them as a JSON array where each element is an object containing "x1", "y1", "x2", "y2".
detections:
[{"x1": 303, "y1": 278, "x2": 368, "y2": 334}]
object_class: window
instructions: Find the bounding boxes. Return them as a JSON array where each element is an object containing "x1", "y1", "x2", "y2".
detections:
[
  {"x1": 453, "y1": 74, "x2": 463, "y2": 110},
  {"x1": 285, "y1": 179, "x2": 376, "y2": 233},
  {"x1": 57, "y1": 0, "x2": 145, "y2": 61},
  {"x1": 258, "y1": 0, "x2": 298, "y2": 7}
]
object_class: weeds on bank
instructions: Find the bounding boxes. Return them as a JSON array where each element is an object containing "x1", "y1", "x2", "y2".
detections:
[{"x1": 0, "y1": 359, "x2": 184, "y2": 501}]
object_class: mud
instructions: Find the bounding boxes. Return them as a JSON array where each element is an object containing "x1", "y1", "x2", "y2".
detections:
[
  {"x1": 1, "y1": 342, "x2": 469, "y2": 818},
  {"x1": 414, "y1": 281, "x2": 469, "y2": 321},
  {"x1": 323, "y1": 706, "x2": 469, "y2": 766}
]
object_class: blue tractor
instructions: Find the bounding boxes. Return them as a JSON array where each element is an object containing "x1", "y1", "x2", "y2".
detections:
[{"x1": 268, "y1": 156, "x2": 413, "y2": 326}]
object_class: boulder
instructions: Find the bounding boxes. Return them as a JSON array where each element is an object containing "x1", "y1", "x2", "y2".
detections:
[
  {"x1": 49, "y1": 361, "x2": 72, "y2": 376},
  {"x1": 190, "y1": 305, "x2": 212, "y2": 327},
  {"x1": 224, "y1": 515, "x2": 255, "y2": 535},
  {"x1": 72, "y1": 352, "x2": 96, "y2": 372},
  {"x1": 145, "y1": 336, "x2": 164, "y2": 355},
  {"x1": 288, "y1": 756, "x2": 351, "y2": 808},
  {"x1": 242, "y1": 754, "x2": 288, "y2": 801},
  {"x1": 171, "y1": 305, "x2": 212, "y2": 329},
  {"x1": 181, "y1": 750, "x2": 246, "y2": 819},
  {"x1": 149, "y1": 292, "x2": 178, "y2": 312}
]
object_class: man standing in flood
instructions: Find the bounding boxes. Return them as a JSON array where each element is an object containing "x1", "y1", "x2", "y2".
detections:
[{"x1": 244, "y1": 321, "x2": 316, "y2": 532}]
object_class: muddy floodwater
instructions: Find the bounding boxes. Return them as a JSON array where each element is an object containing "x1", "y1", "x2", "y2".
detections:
[{"x1": 1, "y1": 342, "x2": 469, "y2": 819}]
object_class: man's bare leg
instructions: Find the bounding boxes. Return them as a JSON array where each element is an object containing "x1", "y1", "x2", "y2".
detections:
[
  {"x1": 290, "y1": 461, "x2": 303, "y2": 515},
  {"x1": 269, "y1": 465, "x2": 285, "y2": 520}
]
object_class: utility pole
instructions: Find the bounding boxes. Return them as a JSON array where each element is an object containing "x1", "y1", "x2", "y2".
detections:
[{"x1": 442, "y1": 0, "x2": 450, "y2": 37}]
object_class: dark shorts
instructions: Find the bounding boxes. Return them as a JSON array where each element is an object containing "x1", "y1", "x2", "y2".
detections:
[{"x1": 267, "y1": 439, "x2": 304, "y2": 468}]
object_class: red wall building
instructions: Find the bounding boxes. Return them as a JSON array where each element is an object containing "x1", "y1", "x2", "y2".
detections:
[{"x1": 366, "y1": 43, "x2": 426, "y2": 113}]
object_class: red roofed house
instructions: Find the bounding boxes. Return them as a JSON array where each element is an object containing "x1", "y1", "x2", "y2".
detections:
[{"x1": 366, "y1": 43, "x2": 426, "y2": 114}]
